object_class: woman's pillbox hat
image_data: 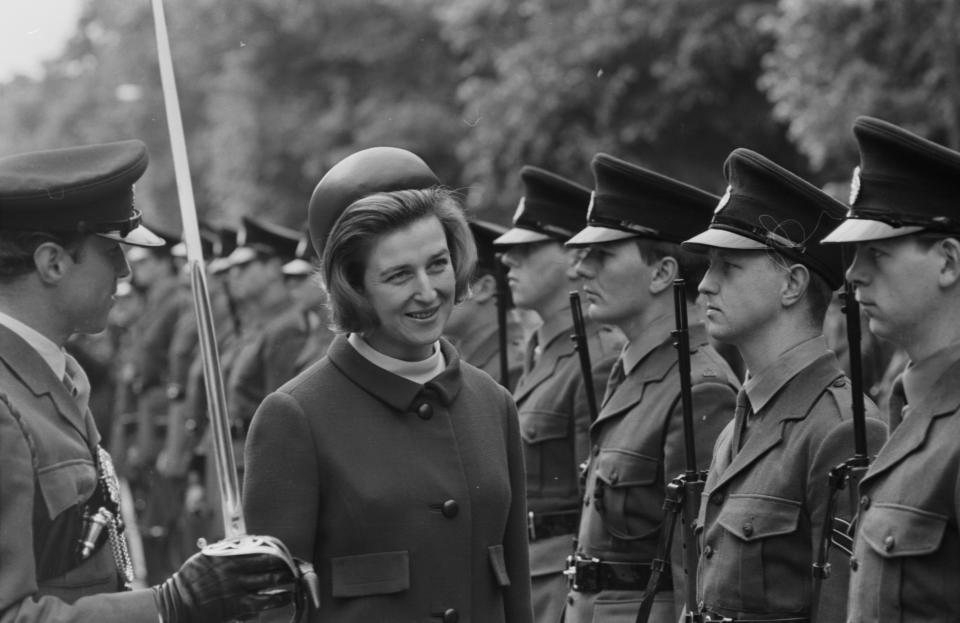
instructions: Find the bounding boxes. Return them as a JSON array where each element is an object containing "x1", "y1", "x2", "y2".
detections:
[
  {"x1": 493, "y1": 166, "x2": 591, "y2": 246},
  {"x1": 822, "y1": 116, "x2": 960, "y2": 243},
  {"x1": 683, "y1": 148, "x2": 847, "y2": 289},
  {"x1": 566, "y1": 153, "x2": 718, "y2": 247},
  {"x1": 0, "y1": 139, "x2": 162, "y2": 247},
  {"x1": 307, "y1": 147, "x2": 440, "y2": 257}
]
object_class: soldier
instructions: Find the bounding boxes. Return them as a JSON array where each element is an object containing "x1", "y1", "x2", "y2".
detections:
[
  {"x1": 493, "y1": 166, "x2": 618, "y2": 623},
  {"x1": 821, "y1": 116, "x2": 960, "y2": 621},
  {"x1": 563, "y1": 154, "x2": 739, "y2": 623},
  {"x1": 225, "y1": 216, "x2": 307, "y2": 436},
  {"x1": 445, "y1": 219, "x2": 523, "y2": 389},
  {"x1": 0, "y1": 140, "x2": 293, "y2": 622},
  {"x1": 683, "y1": 148, "x2": 888, "y2": 622},
  {"x1": 282, "y1": 228, "x2": 336, "y2": 375}
]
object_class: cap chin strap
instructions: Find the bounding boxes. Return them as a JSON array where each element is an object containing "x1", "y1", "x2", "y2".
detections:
[{"x1": 77, "y1": 209, "x2": 143, "y2": 237}]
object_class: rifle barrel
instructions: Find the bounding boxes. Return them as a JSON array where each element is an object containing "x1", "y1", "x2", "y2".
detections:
[{"x1": 569, "y1": 291, "x2": 599, "y2": 422}]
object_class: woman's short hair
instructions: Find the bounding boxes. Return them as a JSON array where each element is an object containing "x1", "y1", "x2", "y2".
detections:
[{"x1": 321, "y1": 187, "x2": 477, "y2": 333}]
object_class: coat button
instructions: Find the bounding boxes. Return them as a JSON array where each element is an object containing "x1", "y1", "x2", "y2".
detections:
[
  {"x1": 883, "y1": 535, "x2": 895, "y2": 552},
  {"x1": 860, "y1": 495, "x2": 870, "y2": 510},
  {"x1": 442, "y1": 499, "x2": 459, "y2": 518},
  {"x1": 742, "y1": 522, "x2": 754, "y2": 537},
  {"x1": 703, "y1": 545, "x2": 714, "y2": 559},
  {"x1": 417, "y1": 403, "x2": 433, "y2": 420},
  {"x1": 442, "y1": 608, "x2": 459, "y2": 623},
  {"x1": 849, "y1": 556, "x2": 859, "y2": 571}
]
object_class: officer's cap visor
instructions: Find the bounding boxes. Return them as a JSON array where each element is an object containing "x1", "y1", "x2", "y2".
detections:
[
  {"x1": 566, "y1": 225, "x2": 641, "y2": 248},
  {"x1": 97, "y1": 224, "x2": 165, "y2": 248},
  {"x1": 493, "y1": 227, "x2": 554, "y2": 246},
  {"x1": 820, "y1": 219, "x2": 926, "y2": 244},
  {"x1": 681, "y1": 228, "x2": 769, "y2": 253}
]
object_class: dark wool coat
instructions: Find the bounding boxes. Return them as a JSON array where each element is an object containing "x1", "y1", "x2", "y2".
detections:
[
  {"x1": 243, "y1": 335, "x2": 533, "y2": 623},
  {"x1": 0, "y1": 325, "x2": 158, "y2": 623}
]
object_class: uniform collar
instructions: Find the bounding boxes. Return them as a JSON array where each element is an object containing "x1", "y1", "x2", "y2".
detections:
[
  {"x1": 901, "y1": 339, "x2": 960, "y2": 408},
  {"x1": 743, "y1": 335, "x2": 829, "y2": 414},
  {"x1": 621, "y1": 311, "x2": 675, "y2": 375},
  {"x1": 0, "y1": 309, "x2": 65, "y2": 379}
]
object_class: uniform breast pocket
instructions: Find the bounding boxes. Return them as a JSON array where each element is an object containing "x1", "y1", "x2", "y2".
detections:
[
  {"x1": 594, "y1": 449, "x2": 660, "y2": 540},
  {"x1": 858, "y1": 503, "x2": 947, "y2": 618},
  {"x1": 36, "y1": 458, "x2": 98, "y2": 519},
  {"x1": 520, "y1": 409, "x2": 572, "y2": 497},
  {"x1": 715, "y1": 495, "x2": 801, "y2": 612}
]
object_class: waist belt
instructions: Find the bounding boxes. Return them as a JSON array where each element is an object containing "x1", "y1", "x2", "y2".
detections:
[
  {"x1": 564, "y1": 554, "x2": 673, "y2": 593},
  {"x1": 701, "y1": 613, "x2": 809, "y2": 623},
  {"x1": 527, "y1": 510, "x2": 579, "y2": 541}
]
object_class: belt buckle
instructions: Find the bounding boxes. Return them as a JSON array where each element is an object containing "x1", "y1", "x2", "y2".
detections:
[{"x1": 564, "y1": 554, "x2": 600, "y2": 592}]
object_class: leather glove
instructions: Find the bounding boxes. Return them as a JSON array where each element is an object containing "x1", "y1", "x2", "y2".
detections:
[{"x1": 152, "y1": 548, "x2": 295, "y2": 623}]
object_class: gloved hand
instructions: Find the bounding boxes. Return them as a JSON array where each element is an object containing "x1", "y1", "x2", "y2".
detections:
[{"x1": 152, "y1": 548, "x2": 295, "y2": 623}]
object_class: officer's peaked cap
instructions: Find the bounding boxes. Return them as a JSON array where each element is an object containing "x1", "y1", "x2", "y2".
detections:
[
  {"x1": 228, "y1": 215, "x2": 300, "y2": 267},
  {"x1": 493, "y1": 166, "x2": 591, "y2": 245},
  {"x1": 822, "y1": 116, "x2": 960, "y2": 243},
  {"x1": 0, "y1": 140, "x2": 162, "y2": 247},
  {"x1": 567, "y1": 153, "x2": 717, "y2": 247},
  {"x1": 308, "y1": 147, "x2": 440, "y2": 257},
  {"x1": 684, "y1": 148, "x2": 847, "y2": 289}
]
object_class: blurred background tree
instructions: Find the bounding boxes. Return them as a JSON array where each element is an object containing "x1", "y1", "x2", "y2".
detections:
[{"x1": 0, "y1": 0, "x2": 955, "y2": 228}]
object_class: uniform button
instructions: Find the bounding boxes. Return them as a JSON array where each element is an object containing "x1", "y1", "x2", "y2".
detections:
[
  {"x1": 742, "y1": 522, "x2": 754, "y2": 537},
  {"x1": 711, "y1": 492, "x2": 724, "y2": 505},
  {"x1": 593, "y1": 446, "x2": 600, "y2": 456},
  {"x1": 883, "y1": 535, "x2": 895, "y2": 552},
  {"x1": 860, "y1": 495, "x2": 870, "y2": 510},
  {"x1": 442, "y1": 499, "x2": 459, "y2": 518},
  {"x1": 609, "y1": 470, "x2": 619, "y2": 484},
  {"x1": 849, "y1": 556, "x2": 859, "y2": 571},
  {"x1": 583, "y1": 496, "x2": 590, "y2": 507},
  {"x1": 528, "y1": 429, "x2": 537, "y2": 440},
  {"x1": 567, "y1": 595, "x2": 575, "y2": 606},
  {"x1": 703, "y1": 545, "x2": 714, "y2": 559},
  {"x1": 417, "y1": 403, "x2": 433, "y2": 420},
  {"x1": 832, "y1": 378, "x2": 846, "y2": 388},
  {"x1": 442, "y1": 608, "x2": 459, "y2": 623}
]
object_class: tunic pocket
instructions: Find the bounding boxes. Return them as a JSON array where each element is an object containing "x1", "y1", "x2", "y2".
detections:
[
  {"x1": 594, "y1": 449, "x2": 659, "y2": 540},
  {"x1": 520, "y1": 409, "x2": 573, "y2": 498},
  {"x1": 330, "y1": 550, "x2": 410, "y2": 598},
  {"x1": 36, "y1": 458, "x2": 97, "y2": 519}
]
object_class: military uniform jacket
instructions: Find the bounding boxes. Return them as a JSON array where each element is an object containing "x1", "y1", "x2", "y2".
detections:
[
  {"x1": 456, "y1": 323, "x2": 522, "y2": 391},
  {"x1": 243, "y1": 335, "x2": 534, "y2": 623},
  {"x1": 565, "y1": 317, "x2": 738, "y2": 623},
  {"x1": 0, "y1": 325, "x2": 157, "y2": 623},
  {"x1": 515, "y1": 323, "x2": 615, "y2": 577},
  {"x1": 697, "y1": 340, "x2": 887, "y2": 622},
  {"x1": 848, "y1": 348, "x2": 960, "y2": 622}
]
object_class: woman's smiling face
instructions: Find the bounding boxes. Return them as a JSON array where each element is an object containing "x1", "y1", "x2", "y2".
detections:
[{"x1": 361, "y1": 215, "x2": 455, "y2": 361}]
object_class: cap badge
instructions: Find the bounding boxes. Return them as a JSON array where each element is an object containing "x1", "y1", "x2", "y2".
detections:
[
  {"x1": 849, "y1": 166, "x2": 861, "y2": 206},
  {"x1": 715, "y1": 185, "x2": 731, "y2": 214},
  {"x1": 513, "y1": 197, "x2": 526, "y2": 225},
  {"x1": 586, "y1": 191, "x2": 596, "y2": 221}
]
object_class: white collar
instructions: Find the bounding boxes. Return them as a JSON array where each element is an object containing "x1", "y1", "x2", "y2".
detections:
[{"x1": 348, "y1": 333, "x2": 445, "y2": 384}]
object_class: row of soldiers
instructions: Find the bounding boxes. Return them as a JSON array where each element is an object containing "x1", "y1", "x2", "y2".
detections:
[{"x1": 74, "y1": 112, "x2": 955, "y2": 623}]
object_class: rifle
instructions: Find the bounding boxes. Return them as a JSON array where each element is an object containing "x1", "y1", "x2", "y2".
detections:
[
  {"x1": 150, "y1": 0, "x2": 319, "y2": 616},
  {"x1": 569, "y1": 291, "x2": 599, "y2": 423},
  {"x1": 636, "y1": 280, "x2": 704, "y2": 623},
  {"x1": 495, "y1": 253, "x2": 510, "y2": 388},
  {"x1": 811, "y1": 279, "x2": 870, "y2": 622}
]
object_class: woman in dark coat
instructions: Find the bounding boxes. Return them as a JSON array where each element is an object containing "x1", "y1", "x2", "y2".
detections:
[{"x1": 243, "y1": 147, "x2": 533, "y2": 623}]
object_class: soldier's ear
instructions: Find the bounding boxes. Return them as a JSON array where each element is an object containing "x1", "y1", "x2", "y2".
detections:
[
  {"x1": 648, "y1": 256, "x2": 678, "y2": 295},
  {"x1": 780, "y1": 263, "x2": 810, "y2": 310},
  {"x1": 33, "y1": 241, "x2": 73, "y2": 285},
  {"x1": 933, "y1": 237, "x2": 960, "y2": 289},
  {"x1": 470, "y1": 274, "x2": 498, "y2": 303}
]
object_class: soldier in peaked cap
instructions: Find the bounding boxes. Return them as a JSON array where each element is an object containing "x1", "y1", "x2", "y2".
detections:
[
  {"x1": 494, "y1": 165, "x2": 619, "y2": 623},
  {"x1": 444, "y1": 220, "x2": 524, "y2": 390},
  {"x1": 562, "y1": 154, "x2": 738, "y2": 623},
  {"x1": 244, "y1": 146, "x2": 533, "y2": 623},
  {"x1": 283, "y1": 228, "x2": 336, "y2": 375},
  {"x1": 684, "y1": 148, "x2": 887, "y2": 623},
  {"x1": 0, "y1": 140, "x2": 294, "y2": 623},
  {"x1": 821, "y1": 117, "x2": 960, "y2": 622}
]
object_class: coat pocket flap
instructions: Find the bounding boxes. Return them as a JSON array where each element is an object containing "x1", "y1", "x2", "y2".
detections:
[
  {"x1": 488, "y1": 544, "x2": 511, "y2": 586},
  {"x1": 331, "y1": 550, "x2": 410, "y2": 598},
  {"x1": 718, "y1": 495, "x2": 800, "y2": 542},
  {"x1": 860, "y1": 504, "x2": 947, "y2": 558},
  {"x1": 595, "y1": 449, "x2": 658, "y2": 488},
  {"x1": 37, "y1": 459, "x2": 97, "y2": 519},
  {"x1": 520, "y1": 409, "x2": 568, "y2": 444}
]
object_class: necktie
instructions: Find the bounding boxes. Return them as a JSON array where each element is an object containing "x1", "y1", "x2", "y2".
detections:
[
  {"x1": 730, "y1": 388, "x2": 754, "y2": 458},
  {"x1": 601, "y1": 356, "x2": 626, "y2": 406},
  {"x1": 524, "y1": 333, "x2": 539, "y2": 373},
  {"x1": 887, "y1": 376, "x2": 907, "y2": 431},
  {"x1": 63, "y1": 351, "x2": 91, "y2": 414}
]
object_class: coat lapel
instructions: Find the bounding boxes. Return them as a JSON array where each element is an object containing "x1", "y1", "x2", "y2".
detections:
[
  {"x1": 862, "y1": 358, "x2": 960, "y2": 484},
  {"x1": 713, "y1": 353, "x2": 842, "y2": 490},
  {"x1": 0, "y1": 325, "x2": 90, "y2": 441}
]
